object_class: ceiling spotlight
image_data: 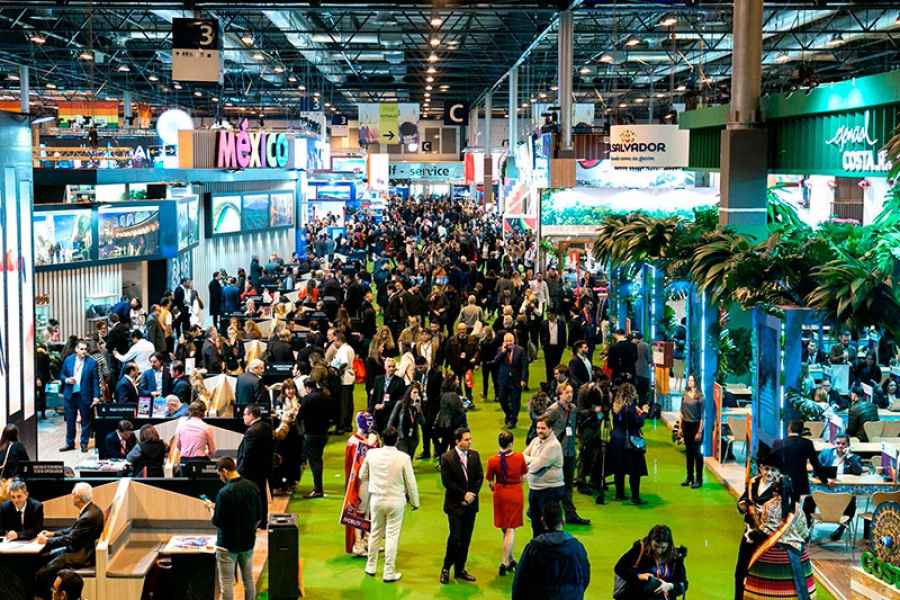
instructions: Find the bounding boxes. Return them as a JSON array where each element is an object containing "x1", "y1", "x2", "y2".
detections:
[
  {"x1": 618, "y1": 102, "x2": 628, "y2": 108},
  {"x1": 313, "y1": 91, "x2": 320, "y2": 97},
  {"x1": 426, "y1": 66, "x2": 437, "y2": 74},
  {"x1": 430, "y1": 37, "x2": 440, "y2": 47},
  {"x1": 173, "y1": 82, "x2": 183, "y2": 90},
  {"x1": 624, "y1": 35, "x2": 641, "y2": 47},
  {"x1": 597, "y1": 52, "x2": 614, "y2": 63},
  {"x1": 424, "y1": 92, "x2": 431, "y2": 97},
  {"x1": 273, "y1": 65, "x2": 285, "y2": 73},
  {"x1": 78, "y1": 51, "x2": 93, "y2": 61},
  {"x1": 212, "y1": 97, "x2": 219, "y2": 103},
  {"x1": 635, "y1": 98, "x2": 644, "y2": 103},
  {"x1": 827, "y1": 33, "x2": 844, "y2": 46},
  {"x1": 550, "y1": 84, "x2": 559, "y2": 91},
  {"x1": 660, "y1": 12, "x2": 677, "y2": 27},
  {"x1": 46, "y1": 82, "x2": 57, "y2": 89},
  {"x1": 241, "y1": 33, "x2": 254, "y2": 46},
  {"x1": 193, "y1": 91, "x2": 202, "y2": 97},
  {"x1": 298, "y1": 85, "x2": 306, "y2": 91},
  {"x1": 425, "y1": 85, "x2": 432, "y2": 91},
  {"x1": 117, "y1": 65, "x2": 130, "y2": 72},
  {"x1": 425, "y1": 76, "x2": 434, "y2": 83},
  {"x1": 579, "y1": 66, "x2": 591, "y2": 75},
  {"x1": 30, "y1": 34, "x2": 46, "y2": 45},
  {"x1": 428, "y1": 53, "x2": 439, "y2": 62},
  {"x1": 430, "y1": 15, "x2": 443, "y2": 27},
  {"x1": 148, "y1": 74, "x2": 159, "y2": 82},
  {"x1": 324, "y1": 102, "x2": 331, "y2": 107},
  {"x1": 676, "y1": 83, "x2": 687, "y2": 91},
  {"x1": 539, "y1": 92, "x2": 547, "y2": 98},
  {"x1": 775, "y1": 52, "x2": 790, "y2": 64},
  {"x1": 287, "y1": 75, "x2": 297, "y2": 82},
  {"x1": 252, "y1": 52, "x2": 265, "y2": 61},
  {"x1": 439, "y1": 84, "x2": 450, "y2": 90}
]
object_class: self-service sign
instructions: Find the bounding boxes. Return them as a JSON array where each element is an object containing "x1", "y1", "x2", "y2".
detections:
[{"x1": 172, "y1": 18, "x2": 223, "y2": 84}]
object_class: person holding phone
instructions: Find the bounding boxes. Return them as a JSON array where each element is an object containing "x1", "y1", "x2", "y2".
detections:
[
  {"x1": 388, "y1": 384, "x2": 425, "y2": 458},
  {"x1": 613, "y1": 524, "x2": 688, "y2": 599}
]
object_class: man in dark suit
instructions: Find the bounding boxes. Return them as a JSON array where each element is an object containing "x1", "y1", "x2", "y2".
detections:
[
  {"x1": 801, "y1": 337, "x2": 828, "y2": 367},
  {"x1": 105, "y1": 314, "x2": 130, "y2": 380},
  {"x1": 103, "y1": 420, "x2": 136, "y2": 459},
  {"x1": 169, "y1": 360, "x2": 192, "y2": 406},
  {"x1": 35, "y1": 483, "x2": 105, "y2": 599},
  {"x1": 236, "y1": 359, "x2": 268, "y2": 406},
  {"x1": 249, "y1": 255, "x2": 264, "y2": 287},
  {"x1": 208, "y1": 271, "x2": 224, "y2": 328},
  {"x1": 567, "y1": 341, "x2": 592, "y2": 389},
  {"x1": 237, "y1": 405, "x2": 274, "y2": 528},
  {"x1": 202, "y1": 327, "x2": 224, "y2": 374},
  {"x1": 114, "y1": 362, "x2": 140, "y2": 404},
  {"x1": 539, "y1": 309, "x2": 567, "y2": 384},
  {"x1": 493, "y1": 332, "x2": 529, "y2": 429},
  {"x1": 440, "y1": 428, "x2": 483, "y2": 585},
  {"x1": 606, "y1": 328, "x2": 638, "y2": 383},
  {"x1": 770, "y1": 419, "x2": 834, "y2": 513},
  {"x1": 295, "y1": 333, "x2": 324, "y2": 370},
  {"x1": 59, "y1": 341, "x2": 101, "y2": 453},
  {"x1": 222, "y1": 277, "x2": 241, "y2": 314},
  {"x1": 445, "y1": 323, "x2": 480, "y2": 400},
  {"x1": 0, "y1": 480, "x2": 44, "y2": 540},
  {"x1": 368, "y1": 358, "x2": 407, "y2": 435},
  {"x1": 263, "y1": 329, "x2": 295, "y2": 363},
  {"x1": 139, "y1": 352, "x2": 172, "y2": 399}
]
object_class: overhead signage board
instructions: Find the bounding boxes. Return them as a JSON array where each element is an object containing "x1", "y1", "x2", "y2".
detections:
[
  {"x1": 389, "y1": 162, "x2": 463, "y2": 181},
  {"x1": 609, "y1": 125, "x2": 690, "y2": 168},
  {"x1": 358, "y1": 103, "x2": 420, "y2": 146},
  {"x1": 172, "y1": 17, "x2": 223, "y2": 84},
  {"x1": 443, "y1": 100, "x2": 470, "y2": 126}
]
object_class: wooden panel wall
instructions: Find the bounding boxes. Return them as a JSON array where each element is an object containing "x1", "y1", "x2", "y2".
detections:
[{"x1": 35, "y1": 263, "x2": 122, "y2": 338}]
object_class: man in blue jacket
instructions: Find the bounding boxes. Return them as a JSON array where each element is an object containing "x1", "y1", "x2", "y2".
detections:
[
  {"x1": 511, "y1": 501, "x2": 590, "y2": 599},
  {"x1": 222, "y1": 277, "x2": 241, "y2": 314},
  {"x1": 59, "y1": 341, "x2": 100, "y2": 453}
]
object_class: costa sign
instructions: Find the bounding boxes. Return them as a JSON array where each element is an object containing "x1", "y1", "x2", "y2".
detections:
[
  {"x1": 216, "y1": 118, "x2": 289, "y2": 169},
  {"x1": 824, "y1": 111, "x2": 892, "y2": 173}
]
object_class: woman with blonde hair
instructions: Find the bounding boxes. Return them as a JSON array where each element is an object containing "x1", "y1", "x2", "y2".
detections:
[{"x1": 611, "y1": 382, "x2": 649, "y2": 505}]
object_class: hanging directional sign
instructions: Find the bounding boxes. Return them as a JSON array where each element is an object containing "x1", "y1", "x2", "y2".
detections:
[
  {"x1": 379, "y1": 103, "x2": 399, "y2": 144},
  {"x1": 443, "y1": 100, "x2": 470, "y2": 126},
  {"x1": 172, "y1": 18, "x2": 223, "y2": 84}
]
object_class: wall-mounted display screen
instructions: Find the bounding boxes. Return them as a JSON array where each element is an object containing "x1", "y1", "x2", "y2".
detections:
[
  {"x1": 177, "y1": 196, "x2": 200, "y2": 250},
  {"x1": 269, "y1": 191, "x2": 295, "y2": 228},
  {"x1": 98, "y1": 205, "x2": 161, "y2": 260},
  {"x1": 331, "y1": 156, "x2": 367, "y2": 174},
  {"x1": 242, "y1": 194, "x2": 270, "y2": 231},
  {"x1": 310, "y1": 181, "x2": 354, "y2": 201},
  {"x1": 210, "y1": 194, "x2": 242, "y2": 234},
  {"x1": 34, "y1": 209, "x2": 93, "y2": 266}
]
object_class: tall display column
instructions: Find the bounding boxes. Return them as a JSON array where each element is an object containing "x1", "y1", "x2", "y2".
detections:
[
  {"x1": 483, "y1": 92, "x2": 494, "y2": 208},
  {"x1": 550, "y1": 10, "x2": 576, "y2": 187},
  {"x1": 719, "y1": 0, "x2": 768, "y2": 242},
  {"x1": 0, "y1": 111, "x2": 37, "y2": 457}
]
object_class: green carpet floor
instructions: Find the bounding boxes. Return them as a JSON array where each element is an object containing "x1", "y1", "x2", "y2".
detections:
[{"x1": 255, "y1": 355, "x2": 837, "y2": 600}]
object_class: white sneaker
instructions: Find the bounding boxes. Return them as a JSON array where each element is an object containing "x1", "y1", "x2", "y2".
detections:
[{"x1": 383, "y1": 573, "x2": 402, "y2": 583}]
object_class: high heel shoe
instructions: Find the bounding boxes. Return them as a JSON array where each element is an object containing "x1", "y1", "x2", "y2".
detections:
[
  {"x1": 680, "y1": 478, "x2": 693, "y2": 487},
  {"x1": 508, "y1": 560, "x2": 517, "y2": 572},
  {"x1": 499, "y1": 564, "x2": 508, "y2": 576}
]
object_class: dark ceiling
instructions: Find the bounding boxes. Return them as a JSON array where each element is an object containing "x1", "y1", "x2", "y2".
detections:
[{"x1": 1, "y1": 1, "x2": 899, "y2": 128}]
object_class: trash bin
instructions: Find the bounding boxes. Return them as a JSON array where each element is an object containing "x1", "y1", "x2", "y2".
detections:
[{"x1": 268, "y1": 513, "x2": 300, "y2": 599}]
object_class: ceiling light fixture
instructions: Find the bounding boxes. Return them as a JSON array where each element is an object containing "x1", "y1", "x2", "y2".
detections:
[
  {"x1": 241, "y1": 33, "x2": 254, "y2": 46},
  {"x1": 430, "y1": 15, "x2": 443, "y2": 27},
  {"x1": 426, "y1": 76, "x2": 434, "y2": 83},
  {"x1": 579, "y1": 67, "x2": 591, "y2": 74},
  {"x1": 624, "y1": 35, "x2": 641, "y2": 47},
  {"x1": 148, "y1": 74, "x2": 159, "y2": 82},
  {"x1": 827, "y1": 33, "x2": 844, "y2": 46},
  {"x1": 273, "y1": 65, "x2": 285, "y2": 73},
  {"x1": 424, "y1": 92, "x2": 431, "y2": 97},
  {"x1": 287, "y1": 75, "x2": 297, "y2": 82},
  {"x1": 78, "y1": 51, "x2": 93, "y2": 61},
  {"x1": 660, "y1": 12, "x2": 677, "y2": 27},
  {"x1": 46, "y1": 82, "x2": 56, "y2": 89},
  {"x1": 775, "y1": 52, "x2": 790, "y2": 64},
  {"x1": 676, "y1": 84, "x2": 687, "y2": 91},
  {"x1": 425, "y1": 85, "x2": 432, "y2": 91},
  {"x1": 428, "y1": 53, "x2": 439, "y2": 62},
  {"x1": 426, "y1": 66, "x2": 437, "y2": 74},
  {"x1": 439, "y1": 85, "x2": 450, "y2": 90},
  {"x1": 252, "y1": 52, "x2": 265, "y2": 61},
  {"x1": 30, "y1": 34, "x2": 46, "y2": 45},
  {"x1": 117, "y1": 65, "x2": 130, "y2": 72},
  {"x1": 430, "y1": 37, "x2": 440, "y2": 47},
  {"x1": 298, "y1": 85, "x2": 306, "y2": 91},
  {"x1": 173, "y1": 82, "x2": 183, "y2": 90},
  {"x1": 313, "y1": 91, "x2": 320, "y2": 97},
  {"x1": 550, "y1": 84, "x2": 559, "y2": 91},
  {"x1": 194, "y1": 91, "x2": 202, "y2": 97},
  {"x1": 597, "y1": 52, "x2": 614, "y2": 63}
]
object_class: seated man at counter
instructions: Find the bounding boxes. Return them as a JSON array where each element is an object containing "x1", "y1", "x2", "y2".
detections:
[
  {"x1": 52, "y1": 568, "x2": 84, "y2": 600},
  {"x1": 0, "y1": 480, "x2": 44, "y2": 540},
  {"x1": 263, "y1": 328, "x2": 295, "y2": 363},
  {"x1": 35, "y1": 483, "x2": 104, "y2": 600},
  {"x1": 820, "y1": 379, "x2": 846, "y2": 410},
  {"x1": 801, "y1": 337, "x2": 828, "y2": 367},
  {"x1": 845, "y1": 385, "x2": 880, "y2": 442},
  {"x1": 802, "y1": 433, "x2": 863, "y2": 541},
  {"x1": 104, "y1": 419, "x2": 136, "y2": 459},
  {"x1": 164, "y1": 394, "x2": 189, "y2": 418}
]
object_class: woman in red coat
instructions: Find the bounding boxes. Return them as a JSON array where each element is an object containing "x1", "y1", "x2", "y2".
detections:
[{"x1": 486, "y1": 430, "x2": 528, "y2": 576}]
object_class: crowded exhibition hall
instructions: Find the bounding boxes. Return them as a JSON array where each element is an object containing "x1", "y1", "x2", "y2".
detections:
[{"x1": 2, "y1": 0, "x2": 900, "y2": 599}]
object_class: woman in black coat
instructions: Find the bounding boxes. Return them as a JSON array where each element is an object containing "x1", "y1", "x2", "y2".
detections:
[
  {"x1": 614, "y1": 524, "x2": 688, "y2": 599},
  {"x1": 610, "y1": 382, "x2": 649, "y2": 505},
  {"x1": 434, "y1": 375, "x2": 465, "y2": 457},
  {"x1": 0, "y1": 425, "x2": 29, "y2": 479},
  {"x1": 126, "y1": 424, "x2": 168, "y2": 478}
]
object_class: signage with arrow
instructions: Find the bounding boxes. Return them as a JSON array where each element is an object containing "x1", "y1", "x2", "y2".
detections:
[
  {"x1": 172, "y1": 18, "x2": 223, "y2": 84},
  {"x1": 379, "y1": 103, "x2": 399, "y2": 144}
]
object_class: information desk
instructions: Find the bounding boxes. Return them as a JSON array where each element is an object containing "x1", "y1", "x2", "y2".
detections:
[
  {"x1": 810, "y1": 474, "x2": 900, "y2": 496},
  {"x1": 22, "y1": 477, "x2": 224, "y2": 503},
  {"x1": 813, "y1": 440, "x2": 883, "y2": 457},
  {"x1": 160, "y1": 535, "x2": 217, "y2": 600},
  {"x1": 93, "y1": 416, "x2": 249, "y2": 460},
  {"x1": 0, "y1": 538, "x2": 45, "y2": 600},
  {"x1": 78, "y1": 459, "x2": 130, "y2": 478}
]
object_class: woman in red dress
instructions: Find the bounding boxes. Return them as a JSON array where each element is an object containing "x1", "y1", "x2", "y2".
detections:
[{"x1": 486, "y1": 430, "x2": 528, "y2": 576}]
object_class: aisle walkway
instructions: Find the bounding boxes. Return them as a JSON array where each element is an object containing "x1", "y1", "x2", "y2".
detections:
[{"x1": 256, "y1": 366, "x2": 837, "y2": 599}]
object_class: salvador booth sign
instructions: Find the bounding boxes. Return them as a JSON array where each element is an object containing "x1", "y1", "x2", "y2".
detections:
[{"x1": 609, "y1": 125, "x2": 690, "y2": 168}]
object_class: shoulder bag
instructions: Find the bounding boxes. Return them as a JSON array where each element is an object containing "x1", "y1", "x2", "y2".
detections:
[
  {"x1": 612, "y1": 540, "x2": 644, "y2": 599},
  {"x1": 625, "y1": 407, "x2": 647, "y2": 454}
]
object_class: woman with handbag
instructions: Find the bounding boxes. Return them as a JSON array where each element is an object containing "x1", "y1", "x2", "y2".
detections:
[
  {"x1": 614, "y1": 524, "x2": 688, "y2": 599},
  {"x1": 679, "y1": 373, "x2": 705, "y2": 489},
  {"x1": 0, "y1": 424, "x2": 29, "y2": 484},
  {"x1": 610, "y1": 382, "x2": 650, "y2": 505}
]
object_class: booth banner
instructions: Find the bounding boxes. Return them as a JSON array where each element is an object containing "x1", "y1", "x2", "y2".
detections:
[
  {"x1": 358, "y1": 103, "x2": 419, "y2": 146},
  {"x1": 389, "y1": 162, "x2": 463, "y2": 181},
  {"x1": 0, "y1": 112, "x2": 36, "y2": 429},
  {"x1": 712, "y1": 382, "x2": 723, "y2": 463},
  {"x1": 57, "y1": 101, "x2": 120, "y2": 129},
  {"x1": 340, "y1": 440, "x2": 373, "y2": 532},
  {"x1": 0, "y1": 101, "x2": 22, "y2": 114},
  {"x1": 610, "y1": 125, "x2": 690, "y2": 168},
  {"x1": 502, "y1": 215, "x2": 537, "y2": 235}
]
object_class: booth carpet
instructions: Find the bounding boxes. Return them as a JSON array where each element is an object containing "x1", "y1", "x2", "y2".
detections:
[{"x1": 254, "y1": 359, "x2": 836, "y2": 600}]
